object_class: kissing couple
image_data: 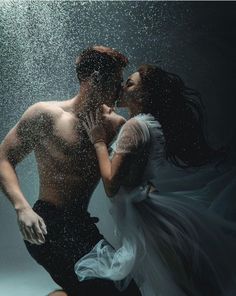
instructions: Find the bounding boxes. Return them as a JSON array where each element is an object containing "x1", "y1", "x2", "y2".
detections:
[{"x1": 1, "y1": 45, "x2": 236, "y2": 296}]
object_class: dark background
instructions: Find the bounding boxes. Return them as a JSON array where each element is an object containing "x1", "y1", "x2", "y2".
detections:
[{"x1": 0, "y1": 2, "x2": 236, "y2": 295}]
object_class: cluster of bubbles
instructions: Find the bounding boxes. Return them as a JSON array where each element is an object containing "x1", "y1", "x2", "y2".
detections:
[
  {"x1": 0, "y1": 1, "x2": 194, "y2": 130},
  {"x1": 1, "y1": 2, "x2": 235, "y2": 145},
  {"x1": 0, "y1": 1, "x2": 196, "y2": 203},
  {"x1": 0, "y1": 1, "x2": 235, "y2": 219},
  {"x1": 0, "y1": 1, "x2": 197, "y2": 200}
]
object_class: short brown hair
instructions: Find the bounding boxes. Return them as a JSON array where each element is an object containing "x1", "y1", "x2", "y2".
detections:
[{"x1": 75, "y1": 45, "x2": 128, "y2": 82}]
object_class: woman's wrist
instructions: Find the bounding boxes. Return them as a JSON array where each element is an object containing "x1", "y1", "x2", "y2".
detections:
[{"x1": 94, "y1": 141, "x2": 107, "y2": 149}]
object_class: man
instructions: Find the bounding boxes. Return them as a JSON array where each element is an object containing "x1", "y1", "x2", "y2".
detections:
[{"x1": 0, "y1": 46, "x2": 140, "y2": 296}]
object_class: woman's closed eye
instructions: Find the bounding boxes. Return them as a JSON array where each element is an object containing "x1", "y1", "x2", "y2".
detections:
[
  {"x1": 106, "y1": 107, "x2": 112, "y2": 114},
  {"x1": 126, "y1": 79, "x2": 134, "y2": 87}
]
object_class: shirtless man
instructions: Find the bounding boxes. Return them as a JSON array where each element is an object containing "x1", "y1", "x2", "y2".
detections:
[{"x1": 0, "y1": 46, "x2": 140, "y2": 296}]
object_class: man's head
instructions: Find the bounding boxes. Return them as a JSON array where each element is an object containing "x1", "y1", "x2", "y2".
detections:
[{"x1": 75, "y1": 45, "x2": 128, "y2": 105}]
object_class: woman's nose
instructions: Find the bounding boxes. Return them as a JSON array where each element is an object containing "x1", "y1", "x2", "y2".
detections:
[{"x1": 101, "y1": 104, "x2": 108, "y2": 111}]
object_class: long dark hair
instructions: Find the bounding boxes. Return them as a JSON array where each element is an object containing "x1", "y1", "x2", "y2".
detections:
[{"x1": 138, "y1": 64, "x2": 224, "y2": 167}]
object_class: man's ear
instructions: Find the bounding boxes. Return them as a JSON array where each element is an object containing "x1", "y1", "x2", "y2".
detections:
[{"x1": 91, "y1": 70, "x2": 101, "y2": 84}]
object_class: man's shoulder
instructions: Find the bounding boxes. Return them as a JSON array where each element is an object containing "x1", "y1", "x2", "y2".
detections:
[
  {"x1": 23, "y1": 101, "x2": 63, "y2": 121},
  {"x1": 17, "y1": 101, "x2": 66, "y2": 135}
]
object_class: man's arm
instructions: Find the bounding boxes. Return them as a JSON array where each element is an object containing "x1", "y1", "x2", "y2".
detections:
[{"x1": 0, "y1": 102, "x2": 49, "y2": 245}]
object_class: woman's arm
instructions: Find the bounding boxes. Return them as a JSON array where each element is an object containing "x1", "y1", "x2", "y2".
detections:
[
  {"x1": 83, "y1": 111, "x2": 148, "y2": 197},
  {"x1": 94, "y1": 141, "x2": 127, "y2": 197}
]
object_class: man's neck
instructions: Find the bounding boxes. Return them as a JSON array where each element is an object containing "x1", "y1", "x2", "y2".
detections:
[{"x1": 71, "y1": 86, "x2": 111, "y2": 118}]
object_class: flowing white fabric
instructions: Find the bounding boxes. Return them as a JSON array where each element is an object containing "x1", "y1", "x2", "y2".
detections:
[{"x1": 75, "y1": 114, "x2": 236, "y2": 296}]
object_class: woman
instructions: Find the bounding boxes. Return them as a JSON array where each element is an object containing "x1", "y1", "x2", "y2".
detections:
[{"x1": 75, "y1": 65, "x2": 236, "y2": 296}]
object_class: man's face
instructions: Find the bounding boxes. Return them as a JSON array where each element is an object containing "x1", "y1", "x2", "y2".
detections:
[{"x1": 104, "y1": 68, "x2": 124, "y2": 107}]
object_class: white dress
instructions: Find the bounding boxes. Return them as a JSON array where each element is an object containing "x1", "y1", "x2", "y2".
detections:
[{"x1": 75, "y1": 114, "x2": 236, "y2": 296}]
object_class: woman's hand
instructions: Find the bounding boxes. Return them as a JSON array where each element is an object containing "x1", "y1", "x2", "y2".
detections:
[{"x1": 82, "y1": 110, "x2": 107, "y2": 145}]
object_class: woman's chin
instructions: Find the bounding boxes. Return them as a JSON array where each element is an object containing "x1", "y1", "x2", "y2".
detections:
[
  {"x1": 105, "y1": 118, "x2": 125, "y2": 132},
  {"x1": 116, "y1": 100, "x2": 126, "y2": 108}
]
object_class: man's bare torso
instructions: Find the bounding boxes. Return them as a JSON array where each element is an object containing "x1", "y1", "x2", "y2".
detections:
[{"x1": 34, "y1": 100, "x2": 100, "y2": 207}]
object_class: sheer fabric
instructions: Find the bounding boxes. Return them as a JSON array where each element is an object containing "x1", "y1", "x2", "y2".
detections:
[
  {"x1": 75, "y1": 114, "x2": 236, "y2": 296},
  {"x1": 112, "y1": 117, "x2": 151, "y2": 189},
  {"x1": 114, "y1": 118, "x2": 150, "y2": 154}
]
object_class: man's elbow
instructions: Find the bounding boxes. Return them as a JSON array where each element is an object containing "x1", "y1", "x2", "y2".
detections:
[
  {"x1": 0, "y1": 151, "x2": 16, "y2": 170},
  {"x1": 0, "y1": 147, "x2": 7, "y2": 166}
]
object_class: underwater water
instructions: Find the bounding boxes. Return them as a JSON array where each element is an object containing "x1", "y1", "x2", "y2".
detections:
[{"x1": 0, "y1": 1, "x2": 236, "y2": 295}]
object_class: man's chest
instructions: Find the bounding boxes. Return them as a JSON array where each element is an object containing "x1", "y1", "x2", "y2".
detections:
[
  {"x1": 53, "y1": 113, "x2": 82, "y2": 149},
  {"x1": 39, "y1": 113, "x2": 95, "y2": 163}
]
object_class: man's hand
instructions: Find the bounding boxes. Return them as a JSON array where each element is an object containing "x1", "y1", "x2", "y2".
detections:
[
  {"x1": 16, "y1": 207, "x2": 47, "y2": 245},
  {"x1": 82, "y1": 110, "x2": 107, "y2": 145}
]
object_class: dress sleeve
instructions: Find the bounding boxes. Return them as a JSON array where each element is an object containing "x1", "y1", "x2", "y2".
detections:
[{"x1": 114, "y1": 118, "x2": 150, "y2": 154}]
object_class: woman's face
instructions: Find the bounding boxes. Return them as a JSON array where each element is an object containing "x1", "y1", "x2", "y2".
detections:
[
  {"x1": 101, "y1": 104, "x2": 125, "y2": 131},
  {"x1": 121, "y1": 71, "x2": 143, "y2": 107}
]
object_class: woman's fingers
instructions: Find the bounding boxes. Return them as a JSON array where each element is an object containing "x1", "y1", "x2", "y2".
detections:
[
  {"x1": 95, "y1": 108, "x2": 102, "y2": 124},
  {"x1": 84, "y1": 111, "x2": 100, "y2": 130},
  {"x1": 82, "y1": 121, "x2": 90, "y2": 135},
  {"x1": 85, "y1": 115, "x2": 91, "y2": 129},
  {"x1": 83, "y1": 111, "x2": 103, "y2": 142},
  {"x1": 89, "y1": 111, "x2": 95, "y2": 126}
]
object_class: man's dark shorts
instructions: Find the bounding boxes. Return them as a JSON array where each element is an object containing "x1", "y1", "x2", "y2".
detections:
[{"x1": 25, "y1": 199, "x2": 140, "y2": 296}]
